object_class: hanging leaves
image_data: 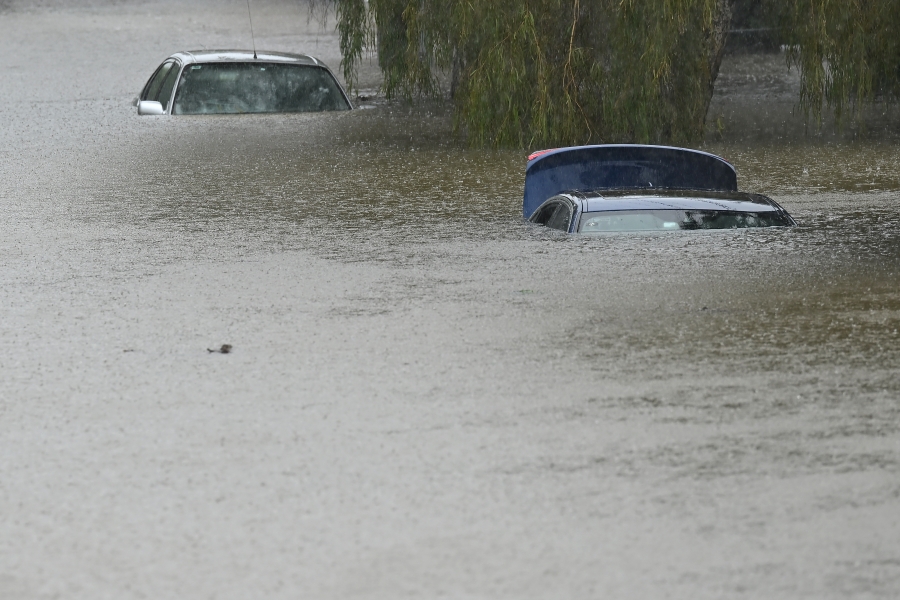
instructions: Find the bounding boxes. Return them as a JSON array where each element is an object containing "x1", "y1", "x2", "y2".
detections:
[
  {"x1": 774, "y1": 0, "x2": 900, "y2": 125},
  {"x1": 324, "y1": 0, "x2": 898, "y2": 146}
]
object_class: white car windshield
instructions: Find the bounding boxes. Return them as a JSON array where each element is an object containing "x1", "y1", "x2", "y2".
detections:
[{"x1": 171, "y1": 62, "x2": 350, "y2": 114}]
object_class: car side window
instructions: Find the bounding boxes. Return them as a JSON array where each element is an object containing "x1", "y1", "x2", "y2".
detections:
[
  {"x1": 531, "y1": 202, "x2": 560, "y2": 226},
  {"x1": 546, "y1": 203, "x2": 573, "y2": 231},
  {"x1": 141, "y1": 60, "x2": 175, "y2": 102},
  {"x1": 155, "y1": 62, "x2": 181, "y2": 110}
]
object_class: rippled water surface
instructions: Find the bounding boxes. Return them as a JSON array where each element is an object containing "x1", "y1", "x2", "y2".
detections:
[{"x1": 1, "y1": 2, "x2": 899, "y2": 599}]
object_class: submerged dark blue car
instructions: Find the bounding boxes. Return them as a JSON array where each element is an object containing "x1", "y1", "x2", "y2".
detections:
[{"x1": 524, "y1": 145, "x2": 795, "y2": 233}]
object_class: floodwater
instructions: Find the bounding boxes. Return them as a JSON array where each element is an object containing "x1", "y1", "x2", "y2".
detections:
[{"x1": 2, "y1": 1, "x2": 899, "y2": 598}]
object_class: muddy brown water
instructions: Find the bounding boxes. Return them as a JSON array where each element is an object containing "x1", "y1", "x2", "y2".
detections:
[{"x1": 1, "y1": 2, "x2": 899, "y2": 598}]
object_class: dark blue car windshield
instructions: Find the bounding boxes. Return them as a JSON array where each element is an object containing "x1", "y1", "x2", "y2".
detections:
[{"x1": 172, "y1": 62, "x2": 350, "y2": 114}]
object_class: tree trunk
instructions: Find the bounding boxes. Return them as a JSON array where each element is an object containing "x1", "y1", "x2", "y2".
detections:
[{"x1": 702, "y1": 0, "x2": 733, "y2": 124}]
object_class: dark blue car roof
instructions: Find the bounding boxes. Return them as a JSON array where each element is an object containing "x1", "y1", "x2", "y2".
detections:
[{"x1": 523, "y1": 145, "x2": 738, "y2": 218}]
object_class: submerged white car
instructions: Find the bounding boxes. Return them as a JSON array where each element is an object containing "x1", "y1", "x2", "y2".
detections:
[{"x1": 135, "y1": 50, "x2": 352, "y2": 115}]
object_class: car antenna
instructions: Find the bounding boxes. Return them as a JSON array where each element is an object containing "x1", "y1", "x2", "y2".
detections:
[{"x1": 246, "y1": 0, "x2": 258, "y2": 59}]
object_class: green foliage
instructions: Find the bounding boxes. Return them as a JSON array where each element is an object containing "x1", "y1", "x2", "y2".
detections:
[
  {"x1": 329, "y1": 0, "x2": 729, "y2": 147},
  {"x1": 773, "y1": 0, "x2": 900, "y2": 125},
  {"x1": 326, "y1": 0, "x2": 899, "y2": 146}
]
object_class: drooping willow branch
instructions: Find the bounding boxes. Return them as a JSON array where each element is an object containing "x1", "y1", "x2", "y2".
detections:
[{"x1": 316, "y1": 0, "x2": 899, "y2": 146}]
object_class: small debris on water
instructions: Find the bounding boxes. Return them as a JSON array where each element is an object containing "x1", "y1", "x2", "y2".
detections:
[{"x1": 208, "y1": 344, "x2": 233, "y2": 354}]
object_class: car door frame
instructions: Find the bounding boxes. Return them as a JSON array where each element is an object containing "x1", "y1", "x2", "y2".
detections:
[
  {"x1": 139, "y1": 58, "x2": 184, "y2": 114},
  {"x1": 156, "y1": 59, "x2": 184, "y2": 114},
  {"x1": 527, "y1": 194, "x2": 583, "y2": 233}
]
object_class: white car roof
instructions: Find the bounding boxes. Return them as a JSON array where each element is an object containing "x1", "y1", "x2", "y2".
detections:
[{"x1": 170, "y1": 50, "x2": 321, "y2": 66}]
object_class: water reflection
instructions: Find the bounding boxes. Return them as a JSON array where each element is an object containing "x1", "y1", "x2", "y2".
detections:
[
  {"x1": 87, "y1": 106, "x2": 900, "y2": 285},
  {"x1": 73, "y1": 95, "x2": 900, "y2": 362},
  {"x1": 90, "y1": 107, "x2": 524, "y2": 254}
]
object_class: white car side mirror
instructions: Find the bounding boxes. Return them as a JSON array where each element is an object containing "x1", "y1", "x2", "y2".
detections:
[{"x1": 137, "y1": 100, "x2": 164, "y2": 115}]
